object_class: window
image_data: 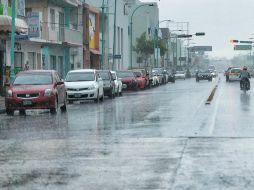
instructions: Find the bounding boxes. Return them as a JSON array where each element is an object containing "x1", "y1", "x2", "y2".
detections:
[{"x1": 50, "y1": 9, "x2": 55, "y2": 30}]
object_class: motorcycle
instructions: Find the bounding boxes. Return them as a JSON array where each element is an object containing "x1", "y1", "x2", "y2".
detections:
[{"x1": 240, "y1": 78, "x2": 250, "y2": 93}]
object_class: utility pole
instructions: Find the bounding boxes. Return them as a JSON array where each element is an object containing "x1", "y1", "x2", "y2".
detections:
[
  {"x1": 10, "y1": 0, "x2": 16, "y2": 82},
  {"x1": 101, "y1": 0, "x2": 105, "y2": 69},
  {"x1": 112, "y1": 0, "x2": 117, "y2": 70}
]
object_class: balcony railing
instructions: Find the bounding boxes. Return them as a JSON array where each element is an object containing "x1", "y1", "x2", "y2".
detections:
[
  {"x1": 63, "y1": 27, "x2": 82, "y2": 46},
  {"x1": 37, "y1": 23, "x2": 82, "y2": 47}
]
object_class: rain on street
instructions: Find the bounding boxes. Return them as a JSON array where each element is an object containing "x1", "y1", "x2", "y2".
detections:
[{"x1": 1, "y1": 76, "x2": 254, "y2": 189}]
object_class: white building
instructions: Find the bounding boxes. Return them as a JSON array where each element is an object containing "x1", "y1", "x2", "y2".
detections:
[{"x1": 129, "y1": 0, "x2": 159, "y2": 69}]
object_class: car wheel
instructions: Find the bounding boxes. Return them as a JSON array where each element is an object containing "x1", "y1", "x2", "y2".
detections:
[
  {"x1": 117, "y1": 88, "x2": 120, "y2": 97},
  {"x1": 100, "y1": 92, "x2": 104, "y2": 102},
  {"x1": 19, "y1": 109, "x2": 26, "y2": 115},
  {"x1": 60, "y1": 97, "x2": 67, "y2": 112},
  {"x1": 50, "y1": 97, "x2": 58, "y2": 114},
  {"x1": 6, "y1": 109, "x2": 14, "y2": 116}
]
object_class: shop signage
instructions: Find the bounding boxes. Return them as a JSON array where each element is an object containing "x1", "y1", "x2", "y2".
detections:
[{"x1": 27, "y1": 12, "x2": 41, "y2": 38}]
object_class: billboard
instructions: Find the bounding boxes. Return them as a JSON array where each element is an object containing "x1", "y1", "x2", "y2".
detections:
[
  {"x1": 189, "y1": 46, "x2": 212, "y2": 52},
  {"x1": 89, "y1": 12, "x2": 96, "y2": 49},
  {"x1": 27, "y1": 12, "x2": 41, "y2": 38}
]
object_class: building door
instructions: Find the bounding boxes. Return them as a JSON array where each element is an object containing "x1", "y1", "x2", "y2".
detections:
[
  {"x1": 37, "y1": 53, "x2": 41, "y2": 69},
  {"x1": 14, "y1": 52, "x2": 23, "y2": 72},
  {"x1": 50, "y1": 55, "x2": 56, "y2": 70},
  {"x1": 59, "y1": 12, "x2": 64, "y2": 41},
  {"x1": 28, "y1": 52, "x2": 36, "y2": 69}
]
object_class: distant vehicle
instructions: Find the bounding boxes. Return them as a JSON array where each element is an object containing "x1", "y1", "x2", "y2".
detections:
[
  {"x1": 196, "y1": 70, "x2": 213, "y2": 82},
  {"x1": 225, "y1": 67, "x2": 237, "y2": 82},
  {"x1": 65, "y1": 69, "x2": 104, "y2": 103},
  {"x1": 116, "y1": 71, "x2": 138, "y2": 90},
  {"x1": 152, "y1": 68, "x2": 166, "y2": 84},
  {"x1": 208, "y1": 65, "x2": 217, "y2": 78},
  {"x1": 151, "y1": 71, "x2": 160, "y2": 86},
  {"x1": 227, "y1": 67, "x2": 242, "y2": 82},
  {"x1": 167, "y1": 71, "x2": 175, "y2": 83},
  {"x1": 175, "y1": 71, "x2": 186, "y2": 80},
  {"x1": 5, "y1": 70, "x2": 67, "y2": 115},
  {"x1": 132, "y1": 68, "x2": 150, "y2": 87},
  {"x1": 97, "y1": 70, "x2": 116, "y2": 98},
  {"x1": 133, "y1": 70, "x2": 146, "y2": 89},
  {"x1": 110, "y1": 71, "x2": 123, "y2": 96}
]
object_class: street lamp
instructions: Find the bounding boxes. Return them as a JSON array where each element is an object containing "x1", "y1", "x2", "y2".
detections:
[
  {"x1": 101, "y1": 0, "x2": 106, "y2": 69},
  {"x1": 130, "y1": 3, "x2": 154, "y2": 69},
  {"x1": 10, "y1": 0, "x2": 16, "y2": 82},
  {"x1": 154, "y1": 19, "x2": 172, "y2": 67}
]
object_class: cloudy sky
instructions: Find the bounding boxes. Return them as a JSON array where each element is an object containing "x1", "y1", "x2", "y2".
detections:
[{"x1": 141, "y1": 0, "x2": 254, "y2": 59}]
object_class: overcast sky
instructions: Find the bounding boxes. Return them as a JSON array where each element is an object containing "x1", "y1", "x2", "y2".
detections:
[{"x1": 141, "y1": 0, "x2": 254, "y2": 59}]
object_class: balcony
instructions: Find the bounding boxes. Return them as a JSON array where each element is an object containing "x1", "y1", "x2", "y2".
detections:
[{"x1": 62, "y1": 27, "x2": 82, "y2": 47}]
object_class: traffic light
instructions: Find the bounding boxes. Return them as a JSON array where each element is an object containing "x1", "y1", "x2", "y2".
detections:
[
  {"x1": 195, "y1": 32, "x2": 205, "y2": 36},
  {"x1": 230, "y1": 40, "x2": 239, "y2": 43},
  {"x1": 177, "y1": 34, "x2": 192, "y2": 38},
  {"x1": 240, "y1": 41, "x2": 253, "y2": 44}
]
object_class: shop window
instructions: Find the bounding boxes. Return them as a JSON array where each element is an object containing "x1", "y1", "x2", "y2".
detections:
[{"x1": 50, "y1": 9, "x2": 55, "y2": 30}]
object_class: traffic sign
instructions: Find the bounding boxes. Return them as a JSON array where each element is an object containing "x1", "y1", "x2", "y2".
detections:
[
  {"x1": 234, "y1": 45, "x2": 252, "y2": 51},
  {"x1": 113, "y1": 54, "x2": 122, "y2": 59}
]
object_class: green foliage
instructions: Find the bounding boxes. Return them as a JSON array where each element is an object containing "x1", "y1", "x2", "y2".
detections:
[{"x1": 133, "y1": 32, "x2": 168, "y2": 62}]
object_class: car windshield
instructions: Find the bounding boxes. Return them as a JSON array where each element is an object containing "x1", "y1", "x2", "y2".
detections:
[
  {"x1": 111, "y1": 73, "x2": 116, "y2": 80},
  {"x1": 65, "y1": 72, "x2": 95, "y2": 82},
  {"x1": 152, "y1": 69, "x2": 162, "y2": 74},
  {"x1": 134, "y1": 72, "x2": 142, "y2": 77},
  {"x1": 117, "y1": 71, "x2": 134, "y2": 78},
  {"x1": 99, "y1": 72, "x2": 110, "y2": 80},
  {"x1": 13, "y1": 74, "x2": 52, "y2": 85}
]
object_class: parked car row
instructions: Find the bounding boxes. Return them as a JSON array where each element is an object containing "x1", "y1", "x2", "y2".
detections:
[{"x1": 4, "y1": 68, "x2": 177, "y2": 116}]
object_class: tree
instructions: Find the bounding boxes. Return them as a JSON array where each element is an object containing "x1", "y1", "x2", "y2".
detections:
[
  {"x1": 133, "y1": 32, "x2": 153, "y2": 67},
  {"x1": 133, "y1": 32, "x2": 167, "y2": 67}
]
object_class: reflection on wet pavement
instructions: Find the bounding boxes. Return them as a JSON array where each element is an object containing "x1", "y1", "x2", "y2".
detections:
[{"x1": 1, "y1": 78, "x2": 254, "y2": 189}]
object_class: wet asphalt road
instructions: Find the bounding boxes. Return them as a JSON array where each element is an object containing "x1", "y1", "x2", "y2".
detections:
[{"x1": 1, "y1": 76, "x2": 254, "y2": 189}]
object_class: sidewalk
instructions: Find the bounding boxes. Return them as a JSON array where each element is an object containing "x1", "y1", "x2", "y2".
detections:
[{"x1": 0, "y1": 96, "x2": 5, "y2": 114}]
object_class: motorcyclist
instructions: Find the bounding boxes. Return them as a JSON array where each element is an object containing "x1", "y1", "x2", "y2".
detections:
[{"x1": 240, "y1": 66, "x2": 251, "y2": 90}]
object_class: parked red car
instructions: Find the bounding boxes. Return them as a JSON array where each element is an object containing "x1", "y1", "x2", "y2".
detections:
[
  {"x1": 5, "y1": 70, "x2": 67, "y2": 115},
  {"x1": 116, "y1": 71, "x2": 138, "y2": 90},
  {"x1": 133, "y1": 70, "x2": 146, "y2": 89}
]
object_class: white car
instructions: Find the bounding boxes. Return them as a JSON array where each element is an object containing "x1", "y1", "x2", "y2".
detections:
[
  {"x1": 175, "y1": 71, "x2": 186, "y2": 80},
  {"x1": 110, "y1": 71, "x2": 123, "y2": 96},
  {"x1": 151, "y1": 71, "x2": 160, "y2": 86},
  {"x1": 228, "y1": 68, "x2": 241, "y2": 81},
  {"x1": 65, "y1": 69, "x2": 104, "y2": 103}
]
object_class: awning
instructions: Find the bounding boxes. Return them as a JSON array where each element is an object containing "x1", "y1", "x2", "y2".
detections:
[
  {"x1": 0, "y1": 15, "x2": 28, "y2": 33},
  {"x1": 90, "y1": 49, "x2": 101, "y2": 55}
]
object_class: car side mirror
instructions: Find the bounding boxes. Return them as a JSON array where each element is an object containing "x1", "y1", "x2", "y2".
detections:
[
  {"x1": 5, "y1": 82, "x2": 10, "y2": 87},
  {"x1": 57, "y1": 81, "x2": 64, "y2": 85}
]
